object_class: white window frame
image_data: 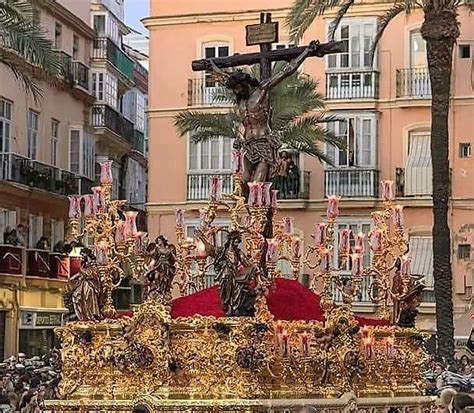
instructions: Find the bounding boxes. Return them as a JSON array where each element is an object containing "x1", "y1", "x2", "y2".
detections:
[
  {"x1": 187, "y1": 135, "x2": 232, "y2": 172},
  {"x1": 0, "y1": 208, "x2": 17, "y2": 241},
  {"x1": 69, "y1": 126, "x2": 95, "y2": 179},
  {"x1": 28, "y1": 214, "x2": 43, "y2": 248},
  {"x1": 27, "y1": 110, "x2": 39, "y2": 160},
  {"x1": 0, "y1": 99, "x2": 12, "y2": 153},
  {"x1": 405, "y1": 129, "x2": 432, "y2": 196},
  {"x1": 50, "y1": 218, "x2": 64, "y2": 251},
  {"x1": 326, "y1": 17, "x2": 378, "y2": 70},
  {"x1": 51, "y1": 119, "x2": 59, "y2": 167},
  {"x1": 202, "y1": 42, "x2": 230, "y2": 88},
  {"x1": 325, "y1": 113, "x2": 377, "y2": 168}
]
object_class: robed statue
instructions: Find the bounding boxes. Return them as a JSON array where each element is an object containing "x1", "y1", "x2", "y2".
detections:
[
  {"x1": 195, "y1": 229, "x2": 258, "y2": 316},
  {"x1": 64, "y1": 248, "x2": 102, "y2": 321},
  {"x1": 144, "y1": 235, "x2": 176, "y2": 301},
  {"x1": 207, "y1": 40, "x2": 320, "y2": 185}
]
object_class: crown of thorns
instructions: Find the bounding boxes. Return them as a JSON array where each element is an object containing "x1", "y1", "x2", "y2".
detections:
[{"x1": 225, "y1": 70, "x2": 260, "y2": 88}]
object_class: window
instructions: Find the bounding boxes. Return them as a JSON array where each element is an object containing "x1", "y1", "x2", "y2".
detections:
[
  {"x1": 203, "y1": 43, "x2": 229, "y2": 93},
  {"x1": 50, "y1": 219, "x2": 64, "y2": 250},
  {"x1": 0, "y1": 99, "x2": 12, "y2": 153},
  {"x1": 458, "y1": 244, "x2": 471, "y2": 260},
  {"x1": 0, "y1": 208, "x2": 17, "y2": 239},
  {"x1": 410, "y1": 30, "x2": 427, "y2": 68},
  {"x1": 73, "y1": 35, "x2": 79, "y2": 60},
  {"x1": 409, "y1": 236, "x2": 434, "y2": 302},
  {"x1": 459, "y1": 143, "x2": 471, "y2": 158},
  {"x1": 69, "y1": 127, "x2": 95, "y2": 179},
  {"x1": 27, "y1": 110, "x2": 39, "y2": 160},
  {"x1": 93, "y1": 15, "x2": 106, "y2": 33},
  {"x1": 326, "y1": 115, "x2": 377, "y2": 167},
  {"x1": 405, "y1": 131, "x2": 432, "y2": 196},
  {"x1": 459, "y1": 45, "x2": 470, "y2": 59},
  {"x1": 126, "y1": 158, "x2": 146, "y2": 205},
  {"x1": 51, "y1": 119, "x2": 59, "y2": 166},
  {"x1": 327, "y1": 18, "x2": 376, "y2": 69},
  {"x1": 54, "y1": 23, "x2": 62, "y2": 49},
  {"x1": 274, "y1": 43, "x2": 297, "y2": 50},
  {"x1": 92, "y1": 72, "x2": 104, "y2": 101},
  {"x1": 28, "y1": 214, "x2": 43, "y2": 248},
  {"x1": 188, "y1": 136, "x2": 232, "y2": 171},
  {"x1": 92, "y1": 72, "x2": 118, "y2": 108}
]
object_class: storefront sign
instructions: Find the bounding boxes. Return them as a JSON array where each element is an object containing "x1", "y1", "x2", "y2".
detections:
[
  {"x1": 246, "y1": 22, "x2": 279, "y2": 46},
  {"x1": 20, "y1": 311, "x2": 63, "y2": 328}
]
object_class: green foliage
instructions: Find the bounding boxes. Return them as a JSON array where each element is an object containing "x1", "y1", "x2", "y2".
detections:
[
  {"x1": 0, "y1": 0, "x2": 64, "y2": 102},
  {"x1": 174, "y1": 62, "x2": 343, "y2": 164}
]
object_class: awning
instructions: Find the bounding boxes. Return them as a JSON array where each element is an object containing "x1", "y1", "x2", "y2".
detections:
[
  {"x1": 409, "y1": 236, "x2": 434, "y2": 288},
  {"x1": 405, "y1": 133, "x2": 432, "y2": 196}
]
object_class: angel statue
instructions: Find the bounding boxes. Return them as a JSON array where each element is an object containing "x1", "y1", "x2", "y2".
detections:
[
  {"x1": 195, "y1": 229, "x2": 258, "y2": 317},
  {"x1": 144, "y1": 235, "x2": 176, "y2": 301},
  {"x1": 207, "y1": 40, "x2": 321, "y2": 186},
  {"x1": 64, "y1": 248, "x2": 102, "y2": 321}
]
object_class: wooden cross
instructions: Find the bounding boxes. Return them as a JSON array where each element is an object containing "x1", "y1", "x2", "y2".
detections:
[{"x1": 192, "y1": 12, "x2": 344, "y2": 82}]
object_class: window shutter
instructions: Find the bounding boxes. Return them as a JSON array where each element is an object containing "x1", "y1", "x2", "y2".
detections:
[
  {"x1": 188, "y1": 138, "x2": 198, "y2": 170},
  {"x1": 350, "y1": 24, "x2": 361, "y2": 68},
  {"x1": 405, "y1": 133, "x2": 432, "y2": 195},
  {"x1": 358, "y1": 118, "x2": 372, "y2": 167},
  {"x1": 70, "y1": 129, "x2": 81, "y2": 174}
]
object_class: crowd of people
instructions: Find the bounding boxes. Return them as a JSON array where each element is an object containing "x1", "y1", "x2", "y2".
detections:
[
  {"x1": 273, "y1": 151, "x2": 301, "y2": 199},
  {"x1": 0, "y1": 353, "x2": 60, "y2": 413},
  {"x1": 2, "y1": 225, "x2": 67, "y2": 252}
]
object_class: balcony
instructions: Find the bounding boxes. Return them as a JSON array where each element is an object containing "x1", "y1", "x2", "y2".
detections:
[
  {"x1": 0, "y1": 152, "x2": 86, "y2": 196},
  {"x1": 92, "y1": 37, "x2": 134, "y2": 82},
  {"x1": 186, "y1": 172, "x2": 310, "y2": 201},
  {"x1": 326, "y1": 70, "x2": 379, "y2": 100},
  {"x1": 92, "y1": 104, "x2": 134, "y2": 143},
  {"x1": 325, "y1": 168, "x2": 379, "y2": 198},
  {"x1": 53, "y1": 50, "x2": 73, "y2": 80},
  {"x1": 72, "y1": 61, "x2": 89, "y2": 90},
  {"x1": 188, "y1": 78, "x2": 230, "y2": 107},
  {"x1": 332, "y1": 276, "x2": 374, "y2": 304},
  {"x1": 396, "y1": 68, "x2": 431, "y2": 98}
]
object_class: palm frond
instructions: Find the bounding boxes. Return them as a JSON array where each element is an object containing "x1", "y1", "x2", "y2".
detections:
[
  {"x1": 174, "y1": 111, "x2": 239, "y2": 142},
  {"x1": 328, "y1": 0, "x2": 356, "y2": 40},
  {"x1": 287, "y1": 0, "x2": 326, "y2": 43}
]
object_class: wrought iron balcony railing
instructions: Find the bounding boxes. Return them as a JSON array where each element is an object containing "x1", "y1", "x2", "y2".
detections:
[
  {"x1": 92, "y1": 37, "x2": 134, "y2": 81},
  {"x1": 396, "y1": 68, "x2": 431, "y2": 98},
  {"x1": 325, "y1": 168, "x2": 379, "y2": 198},
  {"x1": 92, "y1": 104, "x2": 134, "y2": 143},
  {"x1": 187, "y1": 78, "x2": 231, "y2": 107},
  {"x1": 326, "y1": 70, "x2": 379, "y2": 99},
  {"x1": 187, "y1": 171, "x2": 310, "y2": 201},
  {"x1": 72, "y1": 61, "x2": 89, "y2": 90},
  {"x1": 0, "y1": 152, "x2": 91, "y2": 196},
  {"x1": 53, "y1": 50, "x2": 73, "y2": 80}
]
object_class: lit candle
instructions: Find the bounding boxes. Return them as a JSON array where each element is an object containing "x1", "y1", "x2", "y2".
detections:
[
  {"x1": 95, "y1": 241, "x2": 109, "y2": 265},
  {"x1": 266, "y1": 238, "x2": 279, "y2": 263},
  {"x1": 247, "y1": 182, "x2": 258, "y2": 207},
  {"x1": 385, "y1": 336, "x2": 395, "y2": 359},
  {"x1": 196, "y1": 240, "x2": 207, "y2": 258},
  {"x1": 99, "y1": 160, "x2": 114, "y2": 185},
  {"x1": 271, "y1": 190, "x2": 279, "y2": 209},
  {"x1": 231, "y1": 150, "x2": 243, "y2": 174},
  {"x1": 381, "y1": 180, "x2": 394, "y2": 201},
  {"x1": 314, "y1": 223, "x2": 327, "y2": 246},
  {"x1": 351, "y1": 252, "x2": 362, "y2": 277},
  {"x1": 392, "y1": 205, "x2": 404, "y2": 228},
  {"x1": 291, "y1": 236, "x2": 302, "y2": 259},
  {"x1": 255, "y1": 182, "x2": 264, "y2": 207},
  {"x1": 262, "y1": 182, "x2": 272, "y2": 206},
  {"x1": 355, "y1": 232, "x2": 365, "y2": 253},
  {"x1": 199, "y1": 209, "x2": 208, "y2": 229},
  {"x1": 279, "y1": 330, "x2": 289, "y2": 357},
  {"x1": 83, "y1": 194, "x2": 96, "y2": 218},
  {"x1": 134, "y1": 232, "x2": 146, "y2": 254},
  {"x1": 400, "y1": 255, "x2": 410, "y2": 276},
  {"x1": 300, "y1": 332, "x2": 310, "y2": 357},
  {"x1": 327, "y1": 195, "x2": 340, "y2": 219},
  {"x1": 115, "y1": 221, "x2": 126, "y2": 246},
  {"x1": 370, "y1": 229, "x2": 383, "y2": 252},
  {"x1": 175, "y1": 209, "x2": 185, "y2": 228},
  {"x1": 282, "y1": 217, "x2": 294, "y2": 235},
  {"x1": 68, "y1": 195, "x2": 82, "y2": 219},
  {"x1": 124, "y1": 211, "x2": 138, "y2": 238},
  {"x1": 209, "y1": 176, "x2": 222, "y2": 201},
  {"x1": 321, "y1": 248, "x2": 331, "y2": 272},
  {"x1": 92, "y1": 186, "x2": 105, "y2": 211},
  {"x1": 363, "y1": 336, "x2": 373, "y2": 359},
  {"x1": 339, "y1": 228, "x2": 351, "y2": 254}
]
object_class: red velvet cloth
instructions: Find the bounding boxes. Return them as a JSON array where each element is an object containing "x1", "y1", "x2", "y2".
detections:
[{"x1": 170, "y1": 278, "x2": 389, "y2": 326}]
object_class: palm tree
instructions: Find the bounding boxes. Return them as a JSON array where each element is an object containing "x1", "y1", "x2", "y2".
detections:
[
  {"x1": 0, "y1": 0, "x2": 64, "y2": 102},
  {"x1": 175, "y1": 62, "x2": 342, "y2": 168},
  {"x1": 287, "y1": 0, "x2": 468, "y2": 361}
]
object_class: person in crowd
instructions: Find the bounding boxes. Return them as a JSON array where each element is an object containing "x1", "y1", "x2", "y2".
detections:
[
  {"x1": 276, "y1": 151, "x2": 290, "y2": 198},
  {"x1": 287, "y1": 157, "x2": 300, "y2": 198},
  {"x1": 35, "y1": 237, "x2": 49, "y2": 251}
]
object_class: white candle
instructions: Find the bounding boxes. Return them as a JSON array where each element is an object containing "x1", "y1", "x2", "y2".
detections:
[
  {"x1": 355, "y1": 232, "x2": 365, "y2": 253},
  {"x1": 282, "y1": 217, "x2": 294, "y2": 235},
  {"x1": 327, "y1": 195, "x2": 340, "y2": 219},
  {"x1": 96, "y1": 241, "x2": 109, "y2": 265},
  {"x1": 175, "y1": 208, "x2": 185, "y2": 228},
  {"x1": 83, "y1": 194, "x2": 96, "y2": 218},
  {"x1": 381, "y1": 180, "x2": 394, "y2": 201},
  {"x1": 248, "y1": 182, "x2": 258, "y2": 207},
  {"x1": 231, "y1": 150, "x2": 243, "y2": 174},
  {"x1": 115, "y1": 221, "x2": 126, "y2": 246},
  {"x1": 271, "y1": 190, "x2": 279, "y2": 209},
  {"x1": 400, "y1": 256, "x2": 410, "y2": 276},
  {"x1": 321, "y1": 249, "x2": 331, "y2": 272},
  {"x1": 266, "y1": 238, "x2": 279, "y2": 263},
  {"x1": 351, "y1": 253, "x2": 362, "y2": 277},
  {"x1": 315, "y1": 223, "x2": 327, "y2": 246},
  {"x1": 291, "y1": 236, "x2": 302, "y2": 259},
  {"x1": 370, "y1": 229, "x2": 383, "y2": 252},
  {"x1": 99, "y1": 160, "x2": 113, "y2": 185},
  {"x1": 209, "y1": 176, "x2": 222, "y2": 201},
  {"x1": 262, "y1": 182, "x2": 272, "y2": 206},
  {"x1": 68, "y1": 195, "x2": 82, "y2": 219},
  {"x1": 339, "y1": 228, "x2": 351, "y2": 254},
  {"x1": 124, "y1": 211, "x2": 138, "y2": 238},
  {"x1": 92, "y1": 186, "x2": 105, "y2": 211},
  {"x1": 392, "y1": 205, "x2": 404, "y2": 228}
]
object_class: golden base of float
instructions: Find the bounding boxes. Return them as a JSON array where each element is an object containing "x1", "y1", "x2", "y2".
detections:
[{"x1": 44, "y1": 299, "x2": 434, "y2": 413}]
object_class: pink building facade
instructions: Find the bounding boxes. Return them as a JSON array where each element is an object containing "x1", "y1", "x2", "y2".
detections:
[{"x1": 144, "y1": 1, "x2": 473, "y2": 348}]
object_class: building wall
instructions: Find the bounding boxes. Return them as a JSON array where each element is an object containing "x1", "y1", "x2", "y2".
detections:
[{"x1": 145, "y1": 0, "x2": 473, "y2": 344}]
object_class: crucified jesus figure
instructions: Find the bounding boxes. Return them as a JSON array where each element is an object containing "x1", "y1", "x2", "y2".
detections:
[{"x1": 208, "y1": 40, "x2": 320, "y2": 185}]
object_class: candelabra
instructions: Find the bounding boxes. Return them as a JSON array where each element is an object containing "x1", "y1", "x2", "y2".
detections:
[
  {"x1": 67, "y1": 161, "x2": 148, "y2": 319},
  {"x1": 174, "y1": 151, "x2": 414, "y2": 323}
]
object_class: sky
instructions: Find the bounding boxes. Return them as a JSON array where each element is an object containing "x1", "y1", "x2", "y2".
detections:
[{"x1": 124, "y1": 0, "x2": 149, "y2": 34}]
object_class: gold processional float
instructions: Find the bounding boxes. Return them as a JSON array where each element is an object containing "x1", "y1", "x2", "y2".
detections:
[{"x1": 43, "y1": 159, "x2": 435, "y2": 413}]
